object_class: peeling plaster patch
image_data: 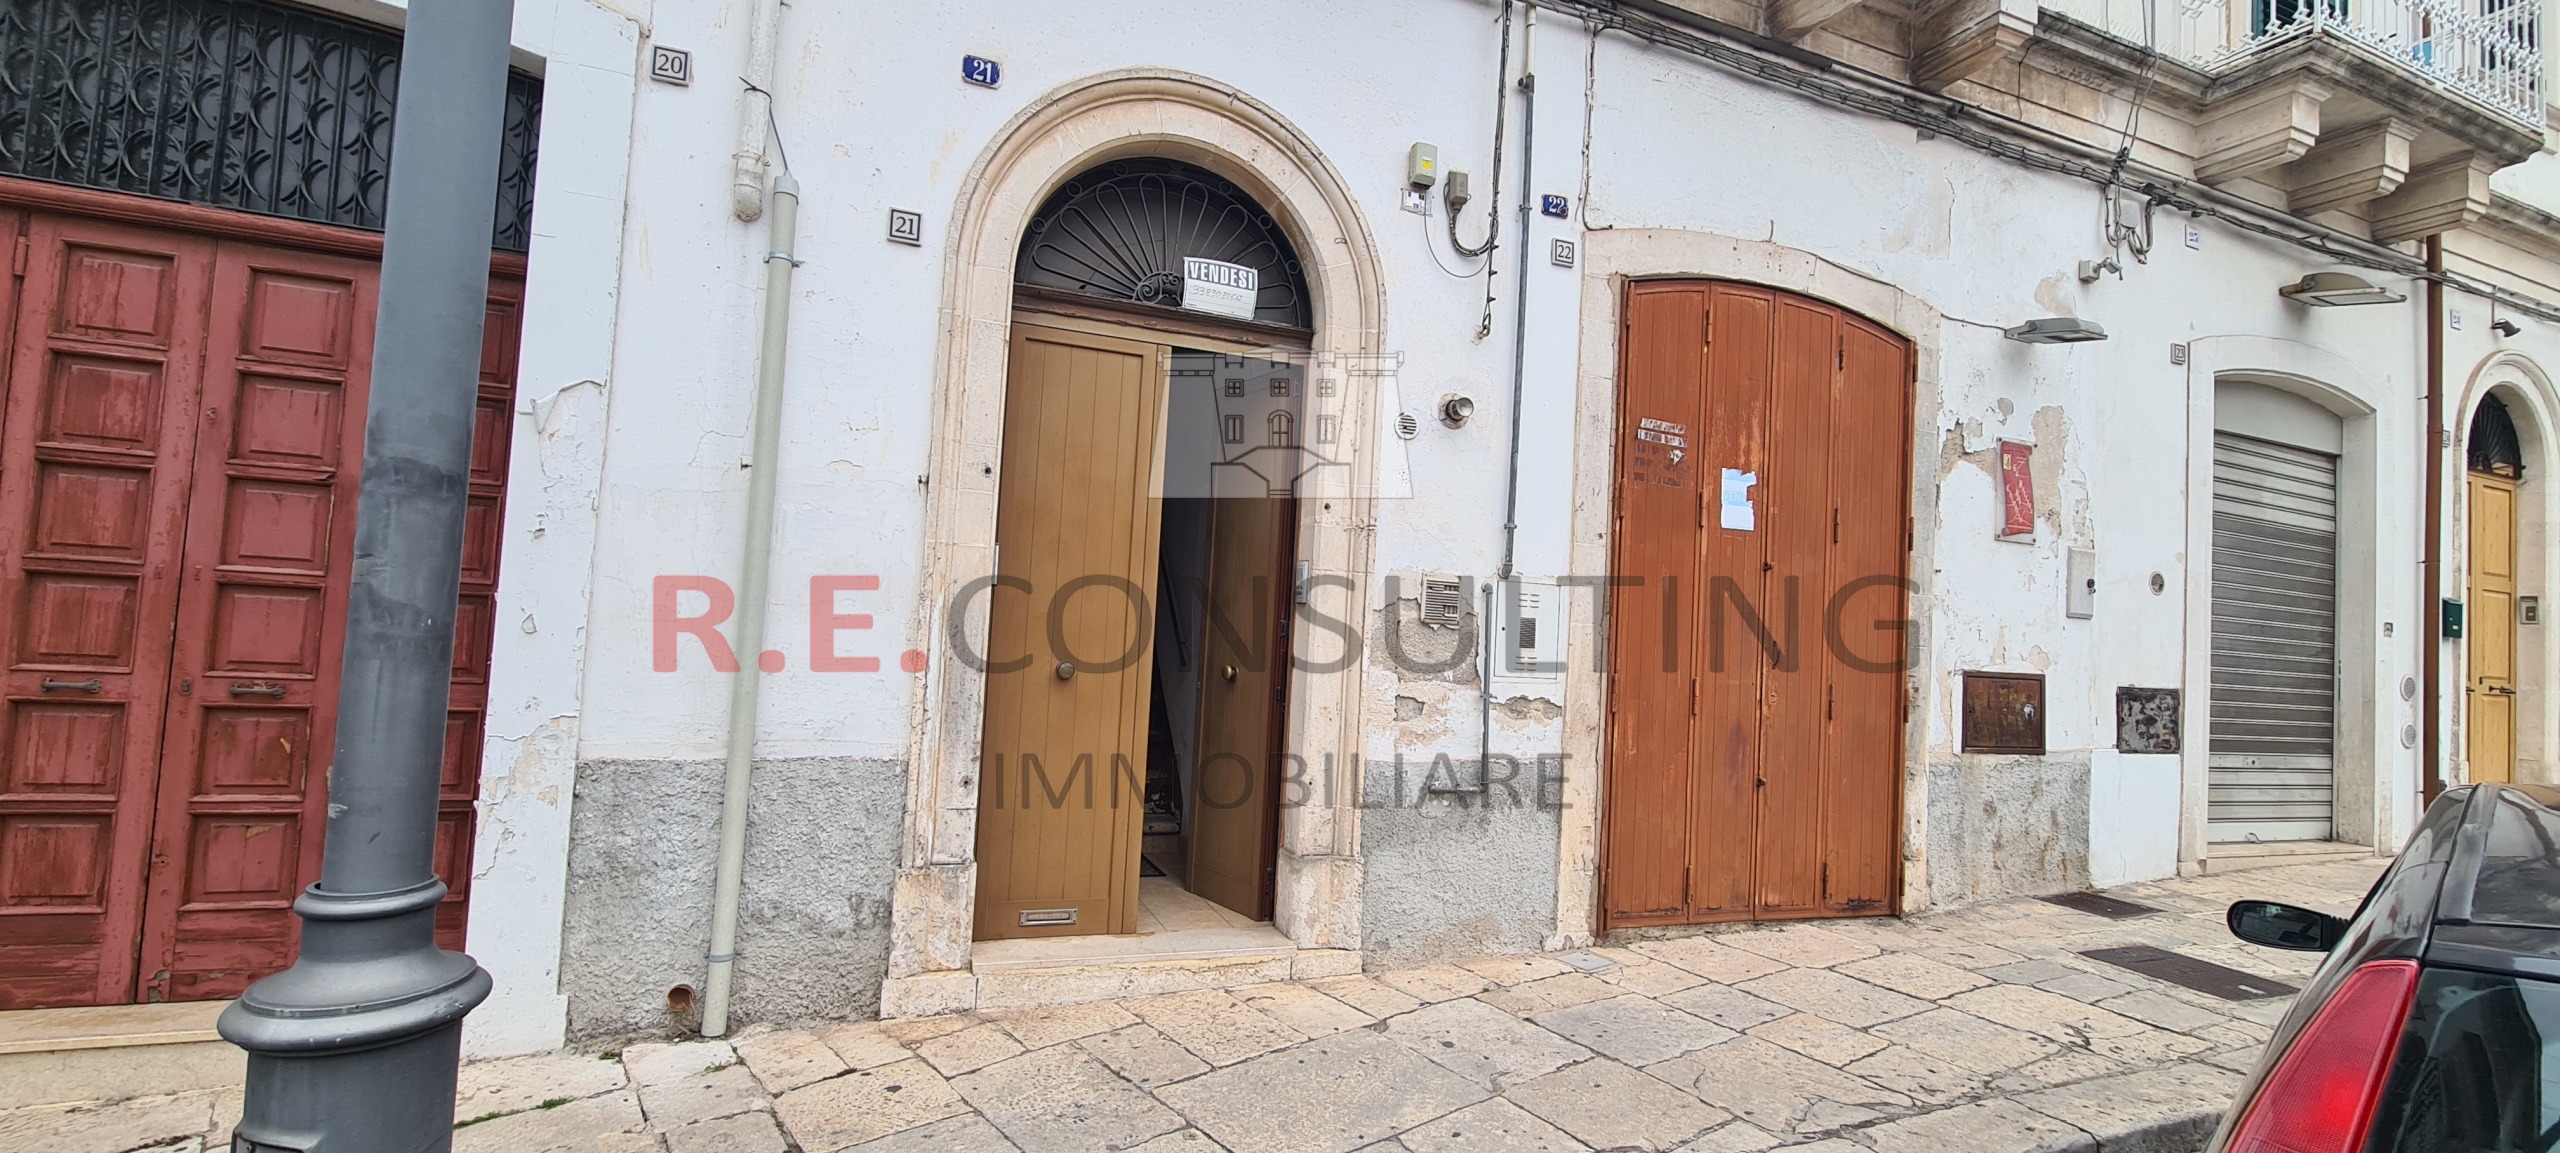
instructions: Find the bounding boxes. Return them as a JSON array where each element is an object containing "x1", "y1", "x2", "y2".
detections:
[
  {"x1": 1495, "y1": 695, "x2": 1564, "y2": 722},
  {"x1": 2026, "y1": 646, "x2": 2052, "y2": 671},
  {"x1": 2029, "y1": 405, "x2": 2067, "y2": 534},
  {"x1": 1394, "y1": 695, "x2": 1426, "y2": 722}
]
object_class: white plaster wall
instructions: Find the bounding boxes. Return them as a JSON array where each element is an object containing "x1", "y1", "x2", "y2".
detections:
[
  {"x1": 2089, "y1": 749, "x2": 2182, "y2": 887},
  {"x1": 322, "y1": 0, "x2": 651, "y2": 1061},
  {"x1": 465, "y1": 0, "x2": 2451, "y2": 1048}
]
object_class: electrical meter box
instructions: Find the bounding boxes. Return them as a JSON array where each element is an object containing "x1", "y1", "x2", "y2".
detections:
[{"x1": 1407, "y1": 142, "x2": 1439, "y2": 188}]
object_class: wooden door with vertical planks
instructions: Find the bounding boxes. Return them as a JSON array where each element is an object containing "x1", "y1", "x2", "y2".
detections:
[
  {"x1": 1601, "y1": 284, "x2": 1706, "y2": 926},
  {"x1": 1187, "y1": 494, "x2": 1290, "y2": 921},
  {"x1": 2469, "y1": 472, "x2": 2519, "y2": 784},
  {"x1": 1602, "y1": 281, "x2": 1910, "y2": 930},
  {"x1": 975, "y1": 323, "x2": 1166, "y2": 939},
  {"x1": 0, "y1": 216, "x2": 215, "y2": 1006}
]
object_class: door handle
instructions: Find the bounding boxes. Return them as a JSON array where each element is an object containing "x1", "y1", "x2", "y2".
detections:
[
  {"x1": 1222, "y1": 664, "x2": 1238, "y2": 682},
  {"x1": 229, "y1": 682, "x2": 288, "y2": 698},
  {"x1": 1054, "y1": 661, "x2": 1074, "y2": 681},
  {"x1": 40, "y1": 678, "x2": 102, "y2": 693}
]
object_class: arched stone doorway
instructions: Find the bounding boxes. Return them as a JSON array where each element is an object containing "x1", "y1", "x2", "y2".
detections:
[
  {"x1": 2466, "y1": 394, "x2": 2527, "y2": 784},
  {"x1": 883, "y1": 71, "x2": 1386, "y2": 1015},
  {"x1": 2456, "y1": 353, "x2": 2560, "y2": 789}
]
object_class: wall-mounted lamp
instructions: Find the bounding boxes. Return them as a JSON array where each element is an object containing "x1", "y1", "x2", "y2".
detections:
[
  {"x1": 1439, "y1": 394, "x2": 1476, "y2": 428},
  {"x1": 2279, "y1": 271, "x2": 2407, "y2": 307},
  {"x1": 2003, "y1": 317, "x2": 2108, "y2": 344},
  {"x1": 2494, "y1": 317, "x2": 2522, "y2": 337}
]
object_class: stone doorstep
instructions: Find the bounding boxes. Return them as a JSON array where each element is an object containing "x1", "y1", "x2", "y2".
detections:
[
  {"x1": 0, "y1": 1001, "x2": 228, "y2": 1055},
  {"x1": 2199, "y1": 841, "x2": 2377, "y2": 875},
  {"x1": 0, "y1": 1001, "x2": 245, "y2": 1111},
  {"x1": 883, "y1": 933, "x2": 1364, "y2": 1018}
]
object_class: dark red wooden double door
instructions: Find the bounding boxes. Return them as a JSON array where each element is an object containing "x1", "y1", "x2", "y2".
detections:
[
  {"x1": 0, "y1": 206, "x2": 520, "y2": 1008},
  {"x1": 1601, "y1": 281, "x2": 1912, "y2": 930}
]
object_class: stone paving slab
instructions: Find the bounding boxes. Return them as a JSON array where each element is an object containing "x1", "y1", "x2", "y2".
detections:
[{"x1": 23, "y1": 856, "x2": 2384, "y2": 1153}]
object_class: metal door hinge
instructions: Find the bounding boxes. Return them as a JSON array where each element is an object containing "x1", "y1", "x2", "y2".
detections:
[
  {"x1": 1690, "y1": 676, "x2": 1699, "y2": 716},
  {"x1": 1703, "y1": 308, "x2": 1713, "y2": 346},
  {"x1": 1837, "y1": 336, "x2": 1845, "y2": 369},
  {"x1": 10, "y1": 233, "x2": 25, "y2": 277}
]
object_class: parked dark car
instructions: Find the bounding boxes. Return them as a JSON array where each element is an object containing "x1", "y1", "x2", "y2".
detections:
[{"x1": 2208, "y1": 782, "x2": 2560, "y2": 1153}]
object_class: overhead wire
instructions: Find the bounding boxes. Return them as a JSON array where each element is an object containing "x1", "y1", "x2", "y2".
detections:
[
  {"x1": 1457, "y1": 0, "x2": 1519, "y2": 338},
  {"x1": 1535, "y1": 0, "x2": 2560, "y2": 324}
]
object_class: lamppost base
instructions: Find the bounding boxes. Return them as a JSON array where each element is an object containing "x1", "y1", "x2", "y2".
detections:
[{"x1": 217, "y1": 881, "x2": 492, "y2": 1153}]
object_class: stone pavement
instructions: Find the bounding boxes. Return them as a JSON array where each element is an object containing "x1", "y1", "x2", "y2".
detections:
[{"x1": 6, "y1": 856, "x2": 2383, "y2": 1153}]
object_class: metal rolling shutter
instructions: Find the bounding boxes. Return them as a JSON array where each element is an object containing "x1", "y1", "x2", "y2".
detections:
[{"x1": 2208, "y1": 432, "x2": 2340, "y2": 843}]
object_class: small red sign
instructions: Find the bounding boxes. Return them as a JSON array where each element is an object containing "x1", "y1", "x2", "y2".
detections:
[{"x1": 1999, "y1": 440, "x2": 2035, "y2": 540}]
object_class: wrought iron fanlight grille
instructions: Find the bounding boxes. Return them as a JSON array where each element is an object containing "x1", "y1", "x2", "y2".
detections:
[
  {"x1": 2470, "y1": 394, "x2": 2526, "y2": 477},
  {"x1": 1016, "y1": 157, "x2": 1309, "y2": 330},
  {"x1": 0, "y1": 0, "x2": 542, "y2": 252}
]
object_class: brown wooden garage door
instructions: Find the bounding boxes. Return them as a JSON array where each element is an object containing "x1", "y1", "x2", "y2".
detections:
[
  {"x1": 0, "y1": 199, "x2": 519, "y2": 1007},
  {"x1": 1601, "y1": 281, "x2": 1911, "y2": 929}
]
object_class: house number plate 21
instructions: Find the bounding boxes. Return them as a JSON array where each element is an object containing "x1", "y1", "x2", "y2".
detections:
[{"x1": 963, "y1": 55, "x2": 1002, "y2": 88}]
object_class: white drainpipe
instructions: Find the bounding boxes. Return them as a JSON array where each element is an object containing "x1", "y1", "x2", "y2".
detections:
[
  {"x1": 730, "y1": 0, "x2": 784, "y2": 222},
  {"x1": 701, "y1": 171, "x2": 799, "y2": 1038}
]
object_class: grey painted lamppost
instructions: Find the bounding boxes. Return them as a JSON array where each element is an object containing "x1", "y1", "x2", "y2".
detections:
[{"x1": 217, "y1": 0, "x2": 518, "y2": 1148}]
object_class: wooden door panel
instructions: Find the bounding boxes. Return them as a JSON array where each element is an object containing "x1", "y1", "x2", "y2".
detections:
[
  {"x1": 0, "y1": 215, "x2": 212, "y2": 1008},
  {"x1": 1604, "y1": 283, "x2": 1908, "y2": 932},
  {"x1": 139, "y1": 244, "x2": 375, "y2": 1000},
  {"x1": 1755, "y1": 298, "x2": 1835, "y2": 916},
  {"x1": 437, "y1": 284, "x2": 520, "y2": 949},
  {"x1": 2468, "y1": 474, "x2": 2518, "y2": 785},
  {"x1": 1187, "y1": 495, "x2": 1290, "y2": 921},
  {"x1": 975, "y1": 324, "x2": 1165, "y2": 940},
  {"x1": 1821, "y1": 318, "x2": 1910, "y2": 913},
  {"x1": 1601, "y1": 285, "x2": 1707, "y2": 927},
  {"x1": 1690, "y1": 285, "x2": 1772, "y2": 921}
]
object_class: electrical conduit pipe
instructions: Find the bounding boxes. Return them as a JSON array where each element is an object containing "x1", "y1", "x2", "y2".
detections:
[{"x1": 702, "y1": 173, "x2": 800, "y2": 1037}]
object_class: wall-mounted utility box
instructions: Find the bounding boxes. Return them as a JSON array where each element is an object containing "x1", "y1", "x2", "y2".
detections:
[
  {"x1": 2115, "y1": 687, "x2": 2181, "y2": 754},
  {"x1": 1407, "y1": 142, "x2": 1439, "y2": 188},
  {"x1": 1962, "y1": 671, "x2": 2046, "y2": 754},
  {"x1": 1492, "y1": 577, "x2": 1565, "y2": 689},
  {"x1": 2443, "y1": 597, "x2": 2466, "y2": 639}
]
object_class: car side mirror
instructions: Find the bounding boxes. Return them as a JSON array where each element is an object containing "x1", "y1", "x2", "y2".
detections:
[{"x1": 2228, "y1": 900, "x2": 2345, "y2": 952}]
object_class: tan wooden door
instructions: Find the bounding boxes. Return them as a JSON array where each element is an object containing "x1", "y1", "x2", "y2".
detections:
[
  {"x1": 2469, "y1": 471, "x2": 2519, "y2": 785},
  {"x1": 1602, "y1": 282, "x2": 1910, "y2": 930},
  {"x1": 975, "y1": 323, "x2": 1166, "y2": 939},
  {"x1": 1187, "y1": 495, "x2": 1290, "y2": 921}
]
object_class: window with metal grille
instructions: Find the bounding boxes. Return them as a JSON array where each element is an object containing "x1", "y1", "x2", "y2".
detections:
[{"x1": 0, "y1": 0, "x2": 542, "y2": 252}]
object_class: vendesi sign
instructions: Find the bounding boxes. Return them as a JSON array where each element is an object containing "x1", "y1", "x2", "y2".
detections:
[{"x1": 1182, "y1": 257, "x2": 1259, "y2": 321}]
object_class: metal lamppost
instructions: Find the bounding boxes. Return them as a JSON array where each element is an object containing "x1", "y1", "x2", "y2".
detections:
[{"x1": 217, "y1": 0, "x2": 519, "y2": 1148}]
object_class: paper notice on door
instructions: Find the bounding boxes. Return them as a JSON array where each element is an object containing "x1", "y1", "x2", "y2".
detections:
[{"x1": 1719, "y1": 468, "x2": 1758, "y2": 531}]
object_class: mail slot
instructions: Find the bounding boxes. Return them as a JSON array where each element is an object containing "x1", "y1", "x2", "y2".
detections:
[{"x1": 1018, "y1": 908, "x2": 1078, "y2": 927}]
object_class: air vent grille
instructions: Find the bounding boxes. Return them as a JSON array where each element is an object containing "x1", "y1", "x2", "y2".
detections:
[{"x1": 1421, "y1": 575, "x2": 1466, "y2": 629}]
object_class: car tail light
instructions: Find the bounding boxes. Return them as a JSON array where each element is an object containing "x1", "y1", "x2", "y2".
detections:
[{"x1": 2227, "y1": 959, "x2": 2420, "y2": 1153}]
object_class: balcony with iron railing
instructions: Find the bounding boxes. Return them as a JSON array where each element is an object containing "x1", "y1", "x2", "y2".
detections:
[{"x1": 2044, "y1": 0, "x2": 2544, "y2": 125}]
